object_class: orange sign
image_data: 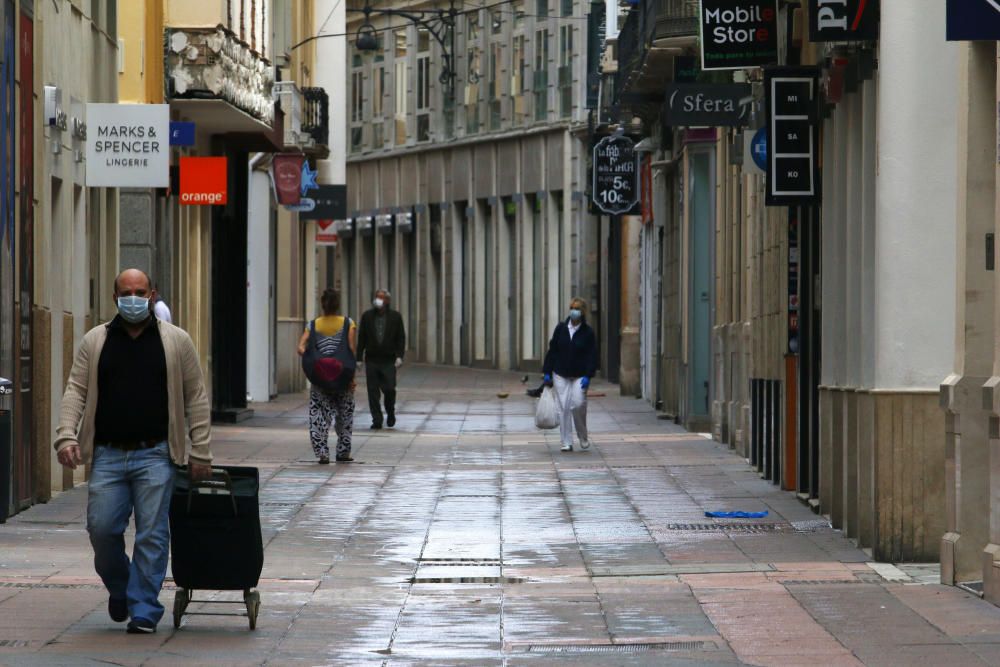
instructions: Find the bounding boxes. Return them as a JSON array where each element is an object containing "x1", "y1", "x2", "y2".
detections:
[{"x1": 179, "y1": 156, "x2": 227, "y2": 205}]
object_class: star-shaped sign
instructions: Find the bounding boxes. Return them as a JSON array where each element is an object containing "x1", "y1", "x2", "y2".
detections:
[{"x1": 300, "y1": 161, "x2": 319, "y2": 196}]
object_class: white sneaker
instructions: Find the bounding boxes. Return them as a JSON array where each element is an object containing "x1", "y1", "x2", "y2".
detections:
[
  {"x1": 560, "y1": 443, "x2": 573, "y2": 452},
  {"x1": 580, "y1": 439, "x2": 591, "y2": 450}
]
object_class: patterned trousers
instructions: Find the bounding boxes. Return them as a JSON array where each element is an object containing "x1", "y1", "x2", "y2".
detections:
[{"x1": 308, "y1": 388, "x2": 355, "y2": 459}]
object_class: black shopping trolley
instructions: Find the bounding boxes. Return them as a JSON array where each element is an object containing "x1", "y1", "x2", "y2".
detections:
[{"x1": 169, "y1": 466, "x2": 263, "y2": 629}]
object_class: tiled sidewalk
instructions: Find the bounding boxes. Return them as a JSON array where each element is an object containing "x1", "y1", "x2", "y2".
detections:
[{"x1": 1, "y1": 364, "x2": 999, "y2": 665}]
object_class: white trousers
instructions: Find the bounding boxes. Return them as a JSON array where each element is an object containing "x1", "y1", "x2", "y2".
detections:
[{"x1": 553, "y1": 374, "x2": 588, "y2": 446}]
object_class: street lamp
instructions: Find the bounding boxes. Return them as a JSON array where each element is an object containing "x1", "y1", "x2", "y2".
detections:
[{"x1": 349, "y1": 0, "x2": 460, "y2": 99}]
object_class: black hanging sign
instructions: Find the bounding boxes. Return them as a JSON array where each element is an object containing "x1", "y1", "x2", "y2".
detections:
[
  {"x1": 765, "y1": 67, "x2": 821, "y2": 206},
  {"x1": 947, "y1": 0, "x2": 1000, "y2": 41},
  {"x1": 699, "y1": 0, "x2": 778, "y2": 71},
  {"x1": 299, "y1": 184, "x2": 347, "y2": 221},
  {"x1": 808, "y1": 0, "x2": 879, "y2": 42},
  {"x1": 591, "y1": 134, "x2": 639, "y2": 215}
]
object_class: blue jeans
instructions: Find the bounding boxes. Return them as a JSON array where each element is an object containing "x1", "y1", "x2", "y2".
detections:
[{"x1": 87, "y1": 441, "x2": 175, "y2": 625}]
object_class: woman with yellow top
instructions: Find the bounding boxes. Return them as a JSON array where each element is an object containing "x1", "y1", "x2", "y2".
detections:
[{"x1": 297, "y1": 288, "x2": 357, "y2": 463}]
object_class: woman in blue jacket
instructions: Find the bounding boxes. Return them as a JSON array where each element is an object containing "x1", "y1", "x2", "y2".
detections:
[{"x1": 542, "y1": 297, "x2": 598, "y2": 452}]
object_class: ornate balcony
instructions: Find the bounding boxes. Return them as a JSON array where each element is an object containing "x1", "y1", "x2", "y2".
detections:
[
  {"x1": 165, "y1": 26, "x2": 275, "y2": 132},
  {"x1": 301, "y1": 87, "x2": 330, "y2": 147}
]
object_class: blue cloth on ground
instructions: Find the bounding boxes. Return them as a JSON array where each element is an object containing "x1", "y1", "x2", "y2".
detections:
[{"x1": 704, "y1": 510, "x2": 769, "y2": 519}]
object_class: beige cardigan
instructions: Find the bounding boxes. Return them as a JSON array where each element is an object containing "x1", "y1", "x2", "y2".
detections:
[{"x1": 53, "y1": 319, "x2": 213, "y2": 465}]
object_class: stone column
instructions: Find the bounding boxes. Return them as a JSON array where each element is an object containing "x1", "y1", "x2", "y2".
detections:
[
  {"x1": 941, "y1": 41, "x2": 996, "y2": 587},
  {"x1": 619, "y1": 214, "x2": 642, "y2": 396},
  {"x1": 872, "y1": 0, "x2": 957, "y2": 560}
]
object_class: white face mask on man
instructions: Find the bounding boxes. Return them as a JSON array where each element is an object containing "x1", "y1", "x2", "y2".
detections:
[{"x1": 373, "y1": 297, "x2": 385, "y2": 309}]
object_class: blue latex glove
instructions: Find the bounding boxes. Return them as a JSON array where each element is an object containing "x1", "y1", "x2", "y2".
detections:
[
  {"x1": 580, "y1": 377, "x2": 590, "y2": 390},
  {"x1": 543, "y1": 373, "x2": 553, "y2": 386}
]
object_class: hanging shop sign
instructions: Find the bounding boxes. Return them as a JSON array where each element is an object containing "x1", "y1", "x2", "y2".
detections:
[
  {"x1": 396, "y1": 211, "x2": 414, "y2": 234},
  {"x1": 765, "y1": 67, "x2": 821, "y2": 205},
  {"x1": 169, "y1": 121, "x2": 195, "y2": 146},
  {"x1": 316, "y1": 219, "x2": 338, "y2": 246},
  {"x1": 334, "y1": 218, "x2": 354, "y2": 239},
  {"x1": 665, "y1": 82, "x2": 752, "y2": 126},
  {"x1": 808, "y1": 0, "x2": 878, "y2": 42},
  {"x1": 271, "y1": 154, "x2": 304, "y2": 206},
  {"x1": 947, "y1": 0, "x2": 1000, "y2": 41},
  {"x1": 585, "y1": 1, "x2": 606, "y2": 109},
  {"x1": 299, "y1": 184, "x2": 347, "y2": 221},
  {"x1": 178, "y1": 157, "x2": 227, "y2": 205},
  {"x1": 699, "y1": 0, "x2": 778, "y2": 71},
  {"x1": 592, "y1": 134, "x2": 639, "y2": 215},
  {"x1": 787, "y1": 212, "x2": 799, "y2": 354},
  {"x1": 85, "y1": 103, "x2": 169, "y2": 187}
]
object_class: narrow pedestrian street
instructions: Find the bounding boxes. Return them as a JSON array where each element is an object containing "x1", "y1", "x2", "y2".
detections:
[{"x1": 1, "y1": 365, "x2": 999, "y2": 666}]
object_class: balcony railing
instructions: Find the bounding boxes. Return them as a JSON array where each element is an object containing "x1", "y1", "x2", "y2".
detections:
[
  {"x1": 301, "y1": 87, "x2": 329, "y2": 147},
  {"x1": 165, "y1": 26, "x2": 274, "y2": 124},
  {"x1": 614, "y1": 0, "x2": 697, "y2": 101}
]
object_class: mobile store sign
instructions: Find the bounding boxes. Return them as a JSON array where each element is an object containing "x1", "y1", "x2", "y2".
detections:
[
  {"x1": 808, "y1": 0, "x2": 879, "y2": 42},
  {"x1": 699, "y1": 0, "x2": 778, "y2": 70},
  {"x1": 179, "y1": 157, "x2": 227, "y2": 205},
  {"x1": 947, "y1": 0, "x2": 1000, "y2": 41},
  {"x1": 765, "y1": 67, "x2": 821, "y2": 206},
  {"x1": 86, "y1": 103, "x2": 170, "y2": 187}
]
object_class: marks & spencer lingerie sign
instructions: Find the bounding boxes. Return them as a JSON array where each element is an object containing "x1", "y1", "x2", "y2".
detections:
[
  {"x1": 86, "y1": 104, "x2": 169, "y2": 187},
  {"x1": 699, "y1": 0, "x2": 778, "y2": 70}
]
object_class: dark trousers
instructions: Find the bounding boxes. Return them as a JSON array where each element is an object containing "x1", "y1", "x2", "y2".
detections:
[{"x1": 366, "y1": 362, "x2": 396, "y2": 423}]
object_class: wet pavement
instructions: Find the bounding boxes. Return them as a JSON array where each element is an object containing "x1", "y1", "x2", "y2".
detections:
[{"x1": 2, "y1": 364, "x2": 1000, "y2": 665}]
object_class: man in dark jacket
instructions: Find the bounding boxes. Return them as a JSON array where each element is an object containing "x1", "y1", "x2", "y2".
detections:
[
  {"x1": 357, "y1": 289, "x2": 406, "y2": 428},
  {"x1": 542, "y1": 297, "x2": 598, "y2": 452}
]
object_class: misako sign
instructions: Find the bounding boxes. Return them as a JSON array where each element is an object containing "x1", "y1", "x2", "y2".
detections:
[
  {"x1": 699, "y1": 0, "x2": 778, "y2": 70},
  {"x1": 808, "y1": 0, "x2": 878, "y2": 42},
  {"x1": 664, "y1": 83, "x2": 752, "y2": 126}
]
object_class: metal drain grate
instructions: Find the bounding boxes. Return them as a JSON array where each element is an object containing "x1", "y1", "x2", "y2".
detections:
[
  {"x1": 660, "y1": 522, "x2": 786, "y2": 533},
  {"x1": 526, "y1": 641, "x2": 713, "y2": 653},
  {"x1": 408, "y1": 576, "x2": 525, "y2": 584},
  {"x1": 0, "y1": 640, "x2": 30, "y2": 648},
  {"x1": 417, "y1": 558, "x2": 502, "y2": 566},
  {"x1": 783, "y1": 579, "x2": 869, "y2": 585}
]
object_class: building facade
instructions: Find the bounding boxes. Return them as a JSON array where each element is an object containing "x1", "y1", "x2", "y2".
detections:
[
  {"x1": 341, "y1": 0, "x2": 599, "y2": 374},
  {"x1": 609, "y1": 0, "x2": 960, "y2": 568},
  {"x1": 0, "y1": 0, "x2": 120, "y2": 520}
]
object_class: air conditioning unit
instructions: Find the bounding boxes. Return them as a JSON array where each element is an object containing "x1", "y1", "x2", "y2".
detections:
[{"x1": 273, "y1": 81, "x2": 303, "y2": 149}]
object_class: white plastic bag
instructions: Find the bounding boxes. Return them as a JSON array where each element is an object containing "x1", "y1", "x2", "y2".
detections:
[{"x1": 535, "y1": 386, "x2": 559, "y2": 430}]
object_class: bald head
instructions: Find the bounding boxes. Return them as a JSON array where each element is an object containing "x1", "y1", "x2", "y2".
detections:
[{"x1": 114, "y1": 269, "x2": 154, "y2": 298}]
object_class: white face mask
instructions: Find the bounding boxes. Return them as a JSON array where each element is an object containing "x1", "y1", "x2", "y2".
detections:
[{"x1": 373, "y1": 298, "x2": 385, "y2": 309}]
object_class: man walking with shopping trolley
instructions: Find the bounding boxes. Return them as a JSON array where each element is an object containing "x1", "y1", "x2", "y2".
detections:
[{"x1": 54, "y1": 268, "x2": 213, "y2": 634}]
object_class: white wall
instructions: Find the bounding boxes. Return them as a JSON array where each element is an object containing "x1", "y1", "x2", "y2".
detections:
[
  {"x1": 247, "y1": 167, "x2": 274, "y2": 402},
  {"x1": 874, "y1": 0, "x2": 959, "y2": 389},
  {"x1": 315, "y1": 0, "x2": 347, "y2": 186}
]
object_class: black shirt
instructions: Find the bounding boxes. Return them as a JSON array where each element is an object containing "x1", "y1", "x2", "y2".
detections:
[{"x1": 94, "y1": 316, "x2": 169, "y2": 443}]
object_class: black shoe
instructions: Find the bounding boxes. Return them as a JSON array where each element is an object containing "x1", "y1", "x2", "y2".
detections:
[
  {"x1": 336, "y1": 455, "x2": 355, "y2": 463},
  {"x1": 126, "y1": 618, "x2": 156, "y2": 634},
  {"x1": 108, "y1": 597, "x2": 127, "y2": 623},
  {"x1": 370, "y1": 422, "x2": 382, "y2": 430},
  {"x1": 318, "y1": 456, "x2": 330, "y2": 465},
  {"x1": 526, "y1": 388, "x2": 542, "y2": 398},
  {"x1": 387, "y1": 414, "x2": 396, "y2": 427}
]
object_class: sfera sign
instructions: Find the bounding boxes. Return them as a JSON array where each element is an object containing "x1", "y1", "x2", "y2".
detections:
[
  {"x1": 808, "y1": 0, "x2": 878, "y2": 42},
  {"x1": 86, "y1": 104, "x2": 169, "y2": 187},
  {"x1": 179, "y1": 157, "x2": 227, "y2": 206},
  {"x1": 699, "y1": 0, "x2": 778, "y2": 70},
  {"x1": 665, "y1": 83, "x2": 752, "y2": 126}
]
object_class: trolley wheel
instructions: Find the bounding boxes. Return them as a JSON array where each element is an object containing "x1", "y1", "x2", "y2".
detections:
[
  {"x1": 244, "y1": 589, "x2": 260, "y2": 630},
  {"x1": 173, "y1": 588, "x2": 190, "y2": 629}
]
